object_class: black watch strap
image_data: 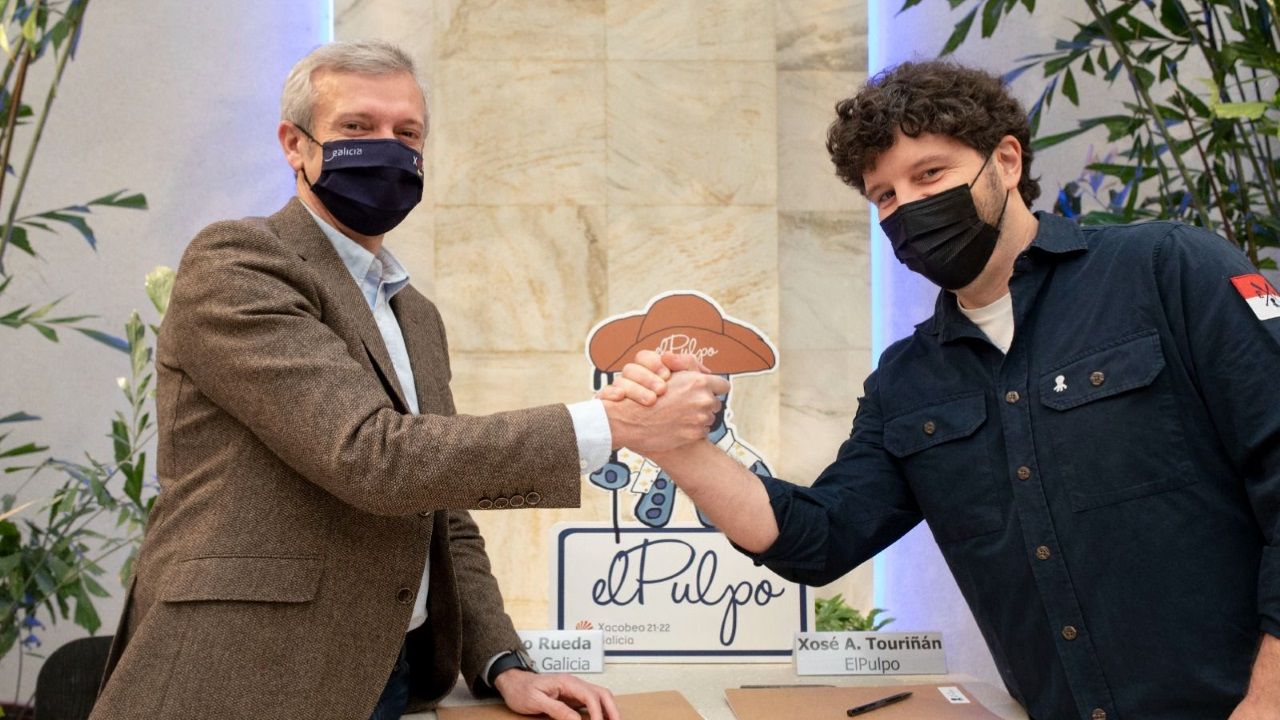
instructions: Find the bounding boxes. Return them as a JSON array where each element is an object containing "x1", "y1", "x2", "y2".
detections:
[{"x1": 486, "y1": 647, "x2": 536, "y2": 687}]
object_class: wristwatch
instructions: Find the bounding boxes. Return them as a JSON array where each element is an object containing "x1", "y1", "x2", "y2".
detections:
[{"x1": 486, "y1": 646, "x2": 536, "y2": 687}]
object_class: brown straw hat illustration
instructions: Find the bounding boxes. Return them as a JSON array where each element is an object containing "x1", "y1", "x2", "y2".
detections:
[{"x1": 588, "y1": 292, "x2": 776, "y2": 375}]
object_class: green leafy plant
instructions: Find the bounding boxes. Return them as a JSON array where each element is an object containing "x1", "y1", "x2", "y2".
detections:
[
  {"x1": 0, "y1": 276, "x2": 168, "y2": 696},
  {"x1": 0, "y1": 0, "x2": 157, "y2": 711},
  {"x1": 905, "y1": 0, "x2": 1280, "y2": 269},
  {"x1": 815, "y1": 594, "x2": 895, "y2": 631}
]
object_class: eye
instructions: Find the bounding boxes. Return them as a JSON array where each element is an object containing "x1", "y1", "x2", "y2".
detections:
[
  {"x1": 876, "y1": 189, "x2": 896, "y2": 207},
  {"x1": 921, "y1": 166, "x2": 943, "y2": 180}
]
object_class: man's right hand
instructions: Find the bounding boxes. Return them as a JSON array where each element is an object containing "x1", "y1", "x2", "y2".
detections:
[{"x1": 601, "y1": 368, "x2": 727, "y2": 455}]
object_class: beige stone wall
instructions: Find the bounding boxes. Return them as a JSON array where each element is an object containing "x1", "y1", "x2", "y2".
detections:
[{"x1": 336, "y1": 0, "x2": 872, "y2": 629}]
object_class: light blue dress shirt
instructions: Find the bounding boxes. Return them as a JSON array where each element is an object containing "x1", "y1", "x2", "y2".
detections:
[{"x1": 304, "y1": 205, "x2": 611, "y2": 638}]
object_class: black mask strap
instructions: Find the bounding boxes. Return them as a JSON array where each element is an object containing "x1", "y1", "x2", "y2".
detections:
[
  {"x1": 974, "y1": 150, "x2": 1012, "y2": 231},
  {"x1": 295, "y1": 125, "x2": 321, "y2": 185},
  {"x1": 296, "y1": 124, "x2": 322, "y2": 146},
  {"x1": 969, "y1": 151, "x2": 994, "y2": 188}
]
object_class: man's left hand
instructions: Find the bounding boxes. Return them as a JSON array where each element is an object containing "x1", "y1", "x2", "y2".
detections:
[{"x1": 494, "y1": 669, "x2": 620, "y2": 720}]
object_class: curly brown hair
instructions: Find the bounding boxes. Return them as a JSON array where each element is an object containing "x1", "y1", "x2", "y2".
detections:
[{"x1": 827, "y1": 61, "x2": 1040, "y2": 207}]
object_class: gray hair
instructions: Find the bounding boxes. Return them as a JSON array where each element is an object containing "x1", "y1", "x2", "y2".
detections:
[{"x1": 280, "y1": 40, "x2": 428, "y2": 132}]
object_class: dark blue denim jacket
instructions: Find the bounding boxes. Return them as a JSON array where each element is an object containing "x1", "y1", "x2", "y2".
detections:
[{"x1": 751, "y1": 212, "x2": 1280, "y2": 719}]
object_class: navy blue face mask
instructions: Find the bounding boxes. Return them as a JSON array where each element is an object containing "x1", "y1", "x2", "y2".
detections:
[
  {"x1": 299, "y1": 127, "x2": 424, "y2": 236},
  {"x1": 879, "y1": 152, "x2": 1009, "y2": 291}
]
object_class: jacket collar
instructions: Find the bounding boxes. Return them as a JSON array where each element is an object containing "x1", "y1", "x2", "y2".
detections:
[{"x1": 268, "y1": 197, "x2": 412, "y2": 411}]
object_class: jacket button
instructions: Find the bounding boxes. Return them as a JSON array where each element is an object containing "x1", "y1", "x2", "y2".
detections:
[
  {"x1": 478, "y1": 498, "x2": 494, "y2": 509},
  {"x1": 418, "y1": 511, "x2": 431, "y2": 518},
  {"x1": 494, "y1": 497, "x2": 509, "y2": 509},
  {"x1": 396, "y1": 587, "x2": 414, "y2": 604},
  {"x1": 1035, "y1": 545, "x2": 1051, "y2": 560},
  {"x1": 1017, "y1": 466, "x2": 1032, "y2": 480},
  {"x1": 1061, "y1": 625, "x2": 1078, "y2": 641},
  {"x1": 922, "y1": 420, "x2": 936, "y2": 435},
  {"x1": 1091, "y1": 709, "x2": 1107, "y2": 720},
  {"x1": 1090, "y1": 371, "x2": 1105, "y2": 386},
  {"x1": 526, "y1": 492, "x2": 541, "y2": 506},
  {"x1": 509, "y1": 494, "x2": 525, "y2": 508},
  {"x1": 1005, "y1": 391, "x2": 1020, "y2": 404}
]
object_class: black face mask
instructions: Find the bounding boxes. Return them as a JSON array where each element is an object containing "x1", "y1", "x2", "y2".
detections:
[
  {"x1": 299, "y1": 127, "x2": 424, "y2": 236},
  {"x1": 879, "y1": 153, "x2": 1010, "y2": 291}
]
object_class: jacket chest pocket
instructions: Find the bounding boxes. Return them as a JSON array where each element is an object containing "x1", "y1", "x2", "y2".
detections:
[
  {"x1": 1039, "y1": 328, "x2": 1196, "y2": 511},
  {"x1": 883, "y1": 393, "x2": 1003, "y2": 543}
]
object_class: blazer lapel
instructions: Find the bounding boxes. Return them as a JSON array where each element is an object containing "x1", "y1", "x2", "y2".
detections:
[
  {"x1": 391, "y1": 288, "x2": 445, "y2": 415},
  {"x1": 270, "y1": 198, "x2": 411, "y2": 411}
]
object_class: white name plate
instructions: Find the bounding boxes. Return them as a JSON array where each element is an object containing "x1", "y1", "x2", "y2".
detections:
[
  {"x1": 518, "y1": 630, "x2": 605, "y2": 674},
  {"x1": 794, "y1": 631, "x2": 947, "y2": 675}
]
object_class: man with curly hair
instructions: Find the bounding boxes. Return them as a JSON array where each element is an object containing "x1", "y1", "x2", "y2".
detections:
[{"x1": 604, "y1": 61, "x2": 1280, "y2": 719}]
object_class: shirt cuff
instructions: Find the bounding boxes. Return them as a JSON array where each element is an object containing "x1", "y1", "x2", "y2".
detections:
[
  {"x1": 482, "y1": 651, "x2": 506, "y2": 688},
  {"x1": 567, "y1": 399, "x2": 612, "y2": 474}
]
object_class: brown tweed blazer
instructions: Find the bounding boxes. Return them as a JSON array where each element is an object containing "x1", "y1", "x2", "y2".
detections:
[{"x1": 89, "y1": 198, "x2": 581, "y2": 719}]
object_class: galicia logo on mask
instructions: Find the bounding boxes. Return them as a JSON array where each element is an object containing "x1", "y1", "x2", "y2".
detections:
[
  {"x1": 323, "y1": 146, "x2": 365, "y2": 161},
  {"x1": 879, "y1": 153, "x2": 1010, "y2": 291},
  {"x1": 300, "y1": 127, "x2": 424, "y2": 236}
]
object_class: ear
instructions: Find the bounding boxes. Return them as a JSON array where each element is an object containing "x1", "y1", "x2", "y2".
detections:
[
  {"x1": 994, "y1": 134, "x2": 1023, "y2": 193},
  {"x1": 278, "y1": 121, "x2": 308, "y2": 173}
]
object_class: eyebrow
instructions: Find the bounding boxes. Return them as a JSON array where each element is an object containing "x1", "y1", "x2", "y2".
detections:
[{"x1": 330, "y1": 111, "x2": 425, "y2": 130}]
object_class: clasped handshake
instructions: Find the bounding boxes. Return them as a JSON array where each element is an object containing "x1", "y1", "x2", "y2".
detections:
[{"x1": 596, "y1": 350, "x2": 729, "y2": 456}]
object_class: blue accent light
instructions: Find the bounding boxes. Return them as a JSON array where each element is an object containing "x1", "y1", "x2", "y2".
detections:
[
  {"x1": 868, "y1": 0, "x2": 889, "y2": 613},
  {"x1": 866, "y1": 0, "x2": 948, "y2": 614},
  {"x1": 863, "y1": 7, "x2": 1001, "y2": 684}
]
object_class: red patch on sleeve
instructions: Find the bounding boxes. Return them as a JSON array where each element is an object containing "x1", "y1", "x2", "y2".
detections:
[{"x1": 1231, "y1": 273, "x2": 1280, "y2": 320}]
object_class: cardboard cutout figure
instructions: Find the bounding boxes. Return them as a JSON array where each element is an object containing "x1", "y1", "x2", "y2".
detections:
[{"x1": 586, "y1": 292, "x2": 778, "y2": 538}]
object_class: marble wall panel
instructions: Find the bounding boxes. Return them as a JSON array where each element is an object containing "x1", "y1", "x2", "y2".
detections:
[
  {"x1": 434, "y1": 205, "x2": 606, "y2": 352},
  {"x1": 332, "y1": 0, "x2": 873, "y2": 633},
  {"x1": 606, "y1": 0, "x2": 775, "y2": 61},
  {"x1": 779, "y1": 210, "x2": 870, "y2": 351},
  {"x1": 606, "y1": 205, "x2": 777, "y2": 331},
  {"x1": 778, "y1": 70, "x2": 865, "y2": 212},
  {"x1": 776, "y1": 0, "x2": 868, "y2": 71},
  {"x1": 437, "y1": 0, "x2": 605, "y2": 61},
  {"x1": 446, "y1": 350, "x2": 599, "y2": 417},
  {"x1": 336, "y1": 0, "x2": 437, "y2": 72},
  {"x1": 779, "y1": 347, "x2": 874, "y2": 613},
  {"x1": 778, "y1": 349, "x2": 868, "y2": 484},
  {"x1": 607, "y1": 61, "x2": 777, "y2": 206},
  {"x1": 384, "y1": 204, "x2": 437, "y2": 297},
  {"x1": 434, "y1": 60, "x2": 606, "y2": 205}
]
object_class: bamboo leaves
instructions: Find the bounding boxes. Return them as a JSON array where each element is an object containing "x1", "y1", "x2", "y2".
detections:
[{"x1": 910, "y1": 0, "x2": 1280, "y2": 265}]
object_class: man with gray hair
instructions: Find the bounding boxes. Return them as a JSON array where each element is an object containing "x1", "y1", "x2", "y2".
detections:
[{"x1": 90, "y1": 40, "x2": 721, "y2": 720}]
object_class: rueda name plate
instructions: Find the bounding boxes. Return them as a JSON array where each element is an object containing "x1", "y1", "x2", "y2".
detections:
[
  {"x1": 517, "y1": 630, "x2": 605, "y2": 673},
  {"x1": 794, "y1": 631, "x2": 947, "y2": 675}
]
